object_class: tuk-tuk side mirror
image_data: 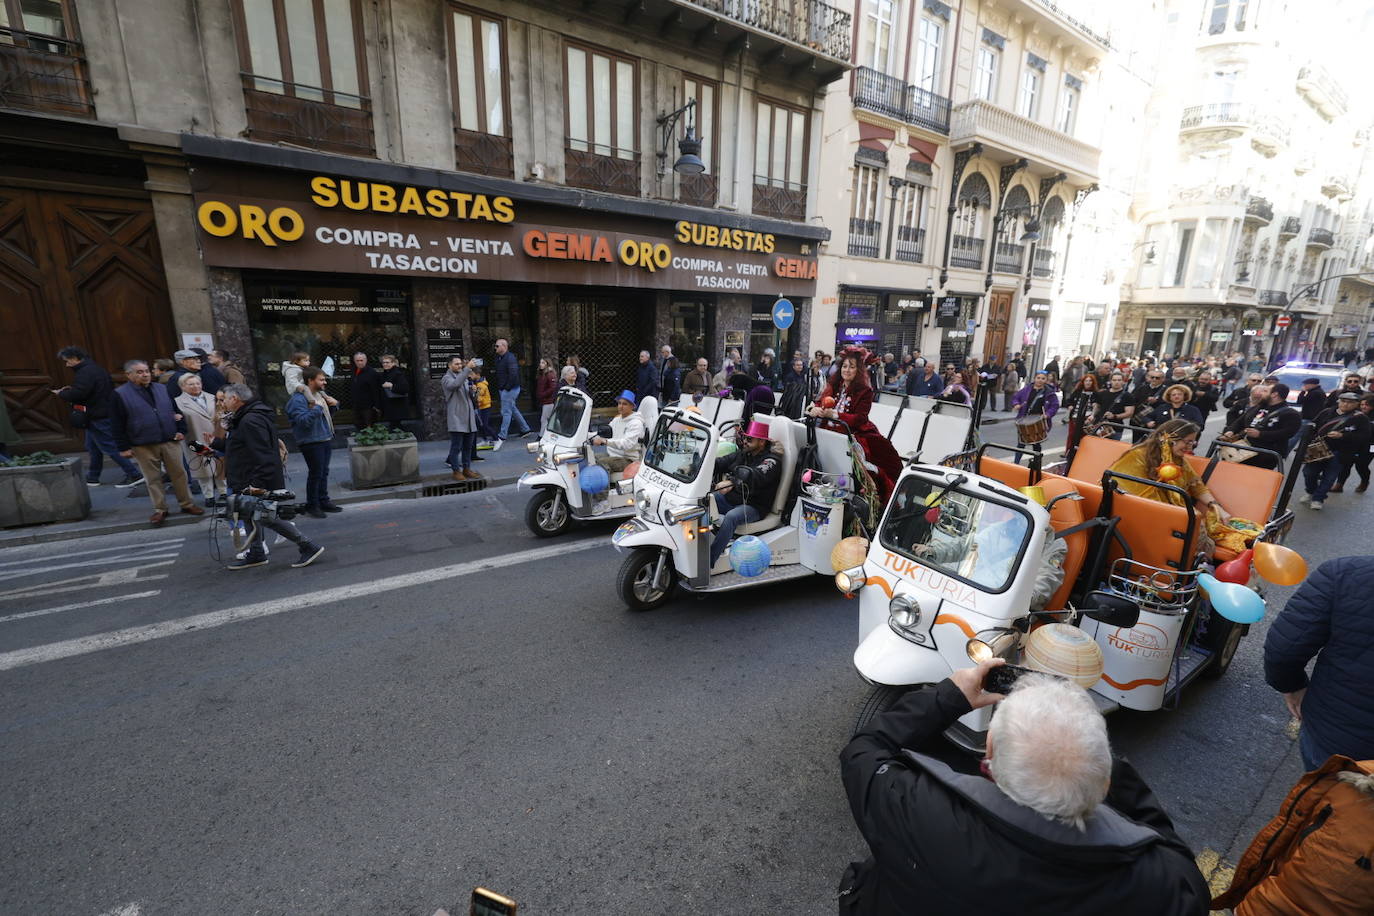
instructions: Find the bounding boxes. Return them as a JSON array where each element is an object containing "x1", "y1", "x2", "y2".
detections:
[
  {"x1": 596, "y1": 424, "x2": 613, "y2": 438},
  {"x1": 1081, "y1": 591, "x2": 1140, "y2": 629}
]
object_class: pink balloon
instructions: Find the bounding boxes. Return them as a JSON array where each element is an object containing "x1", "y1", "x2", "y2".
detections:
[{"x1": 801, "y1": 470, "x2": 813, "y2": 484}]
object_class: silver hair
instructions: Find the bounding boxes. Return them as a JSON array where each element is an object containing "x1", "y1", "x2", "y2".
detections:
[
  {"x1": 176, "y1": 373, "x2": 202, "y2": 391},
  {"x1": 987, "y1": 674, "x2": 1111, "y2": 830},
  {"x1": 560, "y1": 365, "x2": 577, "y2": 381},
  {"x1": 221, "y1": 383, "x2": 254, "y2": 402}
]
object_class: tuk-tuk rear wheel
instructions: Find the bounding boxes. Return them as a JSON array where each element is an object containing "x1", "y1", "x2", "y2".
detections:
[
  {"x1": 1202, "y1": 612, "x2": 1245, "y2": 678},
  {"x1": 618, "y1": 547, "x2": 677, "y2": 611}
]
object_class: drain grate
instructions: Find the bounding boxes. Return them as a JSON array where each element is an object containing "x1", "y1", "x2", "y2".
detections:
[{"x1": 420, "y1": 478, "x2": 489, "y2": 498}]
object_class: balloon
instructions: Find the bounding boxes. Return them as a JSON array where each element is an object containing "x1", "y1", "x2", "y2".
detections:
[
  {"x1": 1198, "y1": 572, "x2": 1266, "y2": 624},
  {"x1": 1253, "y1": 542, "x2": 1307, "y2": 586},
  {"x1": 924, "y1": 506, "x2": 941, "y2": 524},
  {"x1": 729, "y1": 536, "x2": 772, "y2": 577},
  {"x1": 801, "y1": 469, "x2": 813, "y2": 484},
  {"x1": 578, "y1": 463, "x2": 610, "y2": 494},
  {"x1": 1214, "y1": 548, "x2": 1253, "y2": 585},
  {"x1": 1157, "y1": 463, "x2": 1181, "y2": 482},
  {"x1": 830, "y1": 536, "x2": 869, "y2": 573},
  {"x1": 820, "y1": 396, "x2": 836, "y2": 409},
  {"x1": 621, "y1": 461, "x2": 640, "y2": 480}
]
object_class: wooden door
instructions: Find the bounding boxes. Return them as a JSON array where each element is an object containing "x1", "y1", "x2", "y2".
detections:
[
  {"x1": 983, "y1": 289, "x2": 1013, "y2": 364},
  {"x1": 0, "y1": 188, "x2": 175, "y2": 453}
]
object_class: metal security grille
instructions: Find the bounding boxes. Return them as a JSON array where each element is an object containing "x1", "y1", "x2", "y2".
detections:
[{"x1": 557, "y1": 294, "x2": 654, "y2": 406}]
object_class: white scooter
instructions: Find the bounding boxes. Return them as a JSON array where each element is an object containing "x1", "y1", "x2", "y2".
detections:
[{"x1": 518, "y1": 386, "x2": 658, "y2": 537}]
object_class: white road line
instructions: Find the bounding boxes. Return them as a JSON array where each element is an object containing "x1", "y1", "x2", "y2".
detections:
[
  {"x1": 97, "y1": 904, "x2": 142, "y2": 916},
  {"x1": 0, "y1": 553, "x2": 181, "y2": 582},
  {"x1": 0, "y1": 538, "x2": 185, "y2": 568},
  {"x1": 0, "y1": 567, "x2": 171, "y2": 602},
  {"x1": 0, "y1": 538, "x2": 605, "y2": 672},
  {"x1": 0, "y1": 590, "x2": 162, "y2": 624}
]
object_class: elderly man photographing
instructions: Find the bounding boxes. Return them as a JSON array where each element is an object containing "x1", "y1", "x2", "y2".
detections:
[{"x1": 840, "y1": 660, "x2": 1208, "y2": 914}]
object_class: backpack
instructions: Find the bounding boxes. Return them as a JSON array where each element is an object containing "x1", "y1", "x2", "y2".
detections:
[
  {"x1": 781, "y1": 421, "x2": 821, "y2": 522},
  {"x1": 777, "y1": 382, "x2": 807, "y2": 419}
]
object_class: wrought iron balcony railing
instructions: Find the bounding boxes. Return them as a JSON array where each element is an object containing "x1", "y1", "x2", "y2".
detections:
[
  {"x1": 1307, "y1": 227, "x2": 1335, "y2": 249},
  {"x1": 1257, "y1": 289, "x2": 1288, "y2": 307},
  {"x1": 1032, "y1": 248, "x2": 1056, "y2": 278},
  {"x1": 566, "y1": 143, "x2": 641, "y2": 196},
  {"x1": 1279, "y1": 217, "x2": 1301, "y2": 238},
  {"x1": 454, "y1": 129, "x2": 513, "y2": 179},
  {"x1": 894, "y1": 225, "x2": 925, "y2": 263},
  {"x1": 994, "y1": 241, "x2": 1025, "y2": 274},
  {"x1": 753, "y1": 176, "x2": 806, "y2": 221},
  {"x1": 678, "y1": 172, "x2": 718, "y2": 208},
  {"x1": 1179, "y1": 102, "x2": 1251, "y2": 132},
  {"x1": 0, "y1": 28, "x2": 93, "y2": 118},
  {"x1": 1245, "y1": 197, "x2": 1273, "y2": 224},
  {"x1": 678, "y1": 0, "x2": 852, "y2": 62},
  {"x1": 847, "y1": 218, "x2": 881, "y2": 258},
  {"x1": 851, "y1": 67, "x2": 951, "y2": 134},
  {"x1": 950, "y1": 235, "x2": 985, "y2": 270},
  {"x1": 242, "y1": 76, "x2": 374, "y2": 157}
]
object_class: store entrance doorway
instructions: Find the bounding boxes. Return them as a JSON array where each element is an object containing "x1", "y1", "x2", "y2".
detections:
[{"x1": 558, "y1": 289, "x2": 655, "y2": 406}]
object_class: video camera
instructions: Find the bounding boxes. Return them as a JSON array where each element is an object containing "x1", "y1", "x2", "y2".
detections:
[{"x1": 220, "y1": 488, "x2": 298, "y2": 522}]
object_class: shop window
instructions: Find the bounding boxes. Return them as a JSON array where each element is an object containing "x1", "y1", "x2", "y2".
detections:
[
  {"x1": 753, "y1": 99, "x2": 809, "y2": 221},
  {"x1": 669, "y1": 298, "x2": 713, "y2": 366},
  {"x1": 447, "y1": 5, "x2": 512, "y2": 178},
  {"x1": 469, "y1": 286, "x2": 539, "y2": 412},
  {"x1": 750, "y1": 304, "x2": 795, "y2": 369},
  {"x1": 232, "y1": 0, "x2": 374, "y2": 156},
  {"x1": 0, "y1": 0, "x2": 92, "y2": 116},
  {"x1": 565, "y1": 43, "x2": 640, "y2": 196},
  {"x1": 840, "y1": 289, "x2": 880, "y2": 324},
  {"x1": 243, "y1": 276, "x2": 412, "y2": 427},
  {"x1": 556, "y1": 290, "x2": 653, "y2": 407},
  {"x1": 678, "y1": 76, "x2": 718, "y2": 207}
]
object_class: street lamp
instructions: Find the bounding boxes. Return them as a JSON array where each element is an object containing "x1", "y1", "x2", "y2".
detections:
[
  {"x1": 655, "y1": 99, "x2": 704, "y2": 178},
  {"x1": 1267, "y1": 271, "x2": 1374, "y2": 367}
]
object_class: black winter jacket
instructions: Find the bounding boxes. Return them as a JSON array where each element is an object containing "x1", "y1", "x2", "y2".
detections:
[
  {"x1": 713, "y1": 445, "x2": 781, "y2": 514},
  {"x1": 1265, "y1": 557, "x2": 1374, "y2": 762},
  {"x1": 839, "y1": 681, "x2": 1209, "y2": 915},
  {"x1": 58, "y1": 359, "x2": 116, "y2": 420},
  {"x1": 212, "y1": 399, "x2": 283, "y2": 492}
]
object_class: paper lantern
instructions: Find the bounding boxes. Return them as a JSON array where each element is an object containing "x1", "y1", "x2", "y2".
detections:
[
  {"x1": 830, "y1": 536, "x2": 870, "y2": 573},
  {"x1": 579, "y1": 463, "x2": 610, "y2": 494},
  {"x1": 716, "y1": 440, "x2": 738, "y2": 458},
  {"x1": 621, "y1": 461, "x2": 640, "y2": 479},
  {"x1": 1198, "y1": 572, "x2": 1266, "y2": 624},
  {"x1": 729, "y1": 536, "x2": 772, "y2": 577},
  {"x1": 1157, "y1": 462, "x2": 1181, "y2": 482},
  {"x1": 1253, "y1": 542, "x2": 1307, "y2": 587},
  {"x1": 1022, "y1": 623, "x2": 1104, "y2": 688}
]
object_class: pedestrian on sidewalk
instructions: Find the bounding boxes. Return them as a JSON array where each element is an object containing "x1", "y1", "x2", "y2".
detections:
[
  {"x1": 378, "y1": 354, "x2": 410, "y2": 430},
  {"x1": 350, "y1": 352, "x2": 382, "y2": 429},
  {"x1": 167, "y1": 349, "x2": 225, "y2": 397},
  {"x1": 285, "y1": 367, "x2": 342, "y2": 518},
  {"x1": 51, "y1": 346, "x2": 143, "y2": 486},
  {"x1": 682, "y1": 357, "x2": 712, "y2": 397},
  {"x1": 175, "y1": 373, "x2": 224, "y2": 507},
  {"x1": 535, "y1": 358, "x2": 558, "y2": 435},
  {"x1": 493, "y1": 338, "x2": 531, "y2": 442},
  {"x1": 212, "y1": 383, "x2": 323, "y2": 571},
  {"x1": 442, "y1": 356, "x2": 480, "y2": 481},
  {"x1": 839, "y1": 661, "x2": 1209, "y2": 915},
  {"x1": 207, "y1": 349, "x2": 245, "y2": 386},
  {"x1": 656, "y1": 345, "x2": 681, "y2": 403},
  {"x1": 1264, "y1": 556, "x2": 1374, "y2": 769},
  {"x1": 110, "y1": 359, "x2": 203, "y2": 526},
  {"x1": 634, "y1": 350, "x2": 657, "y2": 405},
  {"x1": 468, "y1": 360, "x2": 496, "y2": 453},
  {"x1": 998, "y1": 362, "x2": 1021, "y2": 411}
]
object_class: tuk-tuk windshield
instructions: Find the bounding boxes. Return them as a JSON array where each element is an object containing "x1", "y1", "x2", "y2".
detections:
[
  {"x1": 643, "y1": 413, "x2": 711, "y2": 483},
  {"x1": 547, "y1": 389, "x2": 587, "y2": 439},
  {"x1": 879, "y1": 475, "x2": 1032, "y2": 594}
]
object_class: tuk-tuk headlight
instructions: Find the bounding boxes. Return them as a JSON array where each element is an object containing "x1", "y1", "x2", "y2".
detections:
[
  {"x1": 889, "y1": 594, "x2": 922, "y2": 629},
  {"x1": 667, "y1": 504, "x2": 706, "y2": 523},
  {"x1": 553, "y1": 449, "x2": 581, "y2": 464},
  {"x1": 526, "y1": 441, "x2": 541, "y2": 454},
  {"x1": 835, "y1": 567, "x2": 867, "y2": 594}
]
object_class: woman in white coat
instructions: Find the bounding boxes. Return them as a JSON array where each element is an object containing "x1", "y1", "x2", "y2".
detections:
[{"x1": 176, "y1": 373, "x2": 223, "y2": 505}]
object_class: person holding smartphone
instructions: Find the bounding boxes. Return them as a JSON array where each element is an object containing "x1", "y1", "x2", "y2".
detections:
[{"x1": 839, "y1": 659, "x2": 1208, "y2": 914}]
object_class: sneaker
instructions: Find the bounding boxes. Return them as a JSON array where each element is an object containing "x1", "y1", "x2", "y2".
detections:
[
  {"x1": 1296, "y1": 495, "x2": 1312, "y2": 508},
  {"x1": 235, "y1": 540, "x2": 269, "y2": 561},
  {"x1": 473, "y1": 454, "x2": 486, "y2": 461},
  {"x1": 304, "y1": 505, "x2": 327, "y2": 519},
  {"x1": 86, "y1": 479, "x2": 102, "y2": 488},
  {"x1": 292, "y1": 544, "x2": 325, "y2": 568},
  {"x1": 320, "y1": 503, "x2": 343, "y2": 513},
  {"x1": 476, "y1": 441, "x2": 494, "y2": 451},
  {"x1": 521, "y1": 430, "x2": 536, "y2": 439},
  {"x1": 1310, "y1": 500, "x2": 1323, "y2": 511},
  {"x1": 116, "y1": 474, "x2": 145, "y2": 489},
  {"x1": 492, "y1": 439, "x2": 503, "y2": 451},
  {"x1": 228, "y1": 555, "x2": 268, "y2": 570}
]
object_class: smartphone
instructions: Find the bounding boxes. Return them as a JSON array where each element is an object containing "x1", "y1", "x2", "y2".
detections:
[
  {"x1": 983, "y1": 663, "x2": 1035, "y2": 695},
  {"x1": 471, "y1": 887, "x2": 517, "y2": 916}
]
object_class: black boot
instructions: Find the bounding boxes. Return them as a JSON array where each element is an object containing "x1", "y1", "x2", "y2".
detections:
[{"x1": 292, "y1": 542, "x2": 325, "y2": 568}]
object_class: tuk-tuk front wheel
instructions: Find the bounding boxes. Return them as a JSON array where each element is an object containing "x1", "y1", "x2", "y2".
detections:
[
  {"x1": 853, "y1": 684, "x2": 925, "y2": 737},
  {"x1": 526, "y1": 488, "x2": 572, "y2": 538},
  {"x1": 618, "y1": 547, "x2": 677, "y2": 611}
]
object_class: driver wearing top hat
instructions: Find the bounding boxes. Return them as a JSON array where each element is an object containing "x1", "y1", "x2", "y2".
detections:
[{"x1": 710, "y1": 420, "x2": 783, "y2": 570}]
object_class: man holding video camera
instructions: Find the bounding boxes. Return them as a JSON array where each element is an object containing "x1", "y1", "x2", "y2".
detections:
[
  {"x1": 207, "y1": 383, "x2": 324, "y2": 571},
  {"x1": 838, "y1": 659, "x2": 1208, "y2": 914}
]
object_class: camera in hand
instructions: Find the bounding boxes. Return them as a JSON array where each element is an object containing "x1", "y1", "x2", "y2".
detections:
[
  {"x1": 221, "y1": 488, "x2": 298, "y2": 521},
  {"x1": 188, "y1": 440, "x2": 214, "y2": 457}
]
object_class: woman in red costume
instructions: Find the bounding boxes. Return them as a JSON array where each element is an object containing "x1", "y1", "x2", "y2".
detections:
[{"x1": 808, "y1": 348, "x2": 903, "y2": 500}]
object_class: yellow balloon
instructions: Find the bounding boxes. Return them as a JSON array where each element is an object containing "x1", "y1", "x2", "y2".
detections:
[
  {"x1": 830, "y1": 536, "x2": 870, "y2": 573},
  {"x1": 1253, "y1": 541, "x2": 1307, "y2": 586}
]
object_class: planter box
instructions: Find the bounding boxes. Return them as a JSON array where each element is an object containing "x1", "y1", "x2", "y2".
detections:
[
  {"x1": 0, "y1": 457, "x2": 92, "y2": 528},
  {"x1": 348, "y1": 437, "x2": 420, "y2": 489}
]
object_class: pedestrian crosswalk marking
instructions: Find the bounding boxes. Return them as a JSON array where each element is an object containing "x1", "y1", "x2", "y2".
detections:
[
  {"x1": 0, "y1": 552, "x2": 180, "y2": 582},
  {"x1": 0, "y1": 566, "x2": 170, "y2": 603},
  {"x1": 0, "y1": 590, "x2": 163, "y2": 625},
  {"x1": 0, "y1": 537, "x2": 185, "y2": 569}
]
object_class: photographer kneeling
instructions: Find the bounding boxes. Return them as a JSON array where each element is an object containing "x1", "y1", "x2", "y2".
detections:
[
  {"x1": 208, "y1": 383, "x2": 325, "y2": 571},
  {"x1": 839, "y1": 660, "x2": 1208, "y2": 915}
]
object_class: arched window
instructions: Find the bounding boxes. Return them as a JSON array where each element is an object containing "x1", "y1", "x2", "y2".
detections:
[
  {"x1": 996, "y1": 185, "x2": 1032, "y2": 272},
  {"x1": 952, "y1": 172, "x2": 991, "y2": 267},
  {"x1": 1040, "y1": 195, "x2": 1066, "y2": 243}
]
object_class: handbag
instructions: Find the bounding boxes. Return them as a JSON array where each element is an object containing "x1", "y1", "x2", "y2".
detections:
[{"x1": 68, "y1": 405, "x2": 89, "y2": 429}]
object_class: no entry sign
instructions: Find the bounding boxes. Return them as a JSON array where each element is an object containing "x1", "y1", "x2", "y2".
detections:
[{"x1": 1275, "y1": 315, "x2": 1292, "y2": 328}]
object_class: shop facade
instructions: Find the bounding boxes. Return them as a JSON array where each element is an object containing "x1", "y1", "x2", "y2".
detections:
[
  {"x1": 833, "y1": 286, "x2": 932, "y2": 358},
  {"x1": 186, "y1": 138, "x2": 822, "y2": 435}
]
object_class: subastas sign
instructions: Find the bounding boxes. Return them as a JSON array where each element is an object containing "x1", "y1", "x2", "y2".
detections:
[{"x1": 190, "y1": 167, "x2": 819, "y2": 296}]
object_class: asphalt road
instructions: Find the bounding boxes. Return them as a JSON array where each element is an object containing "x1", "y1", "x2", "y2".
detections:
[{"x1": 0, "y1": 413, "x2": 1360, "y2": 915}]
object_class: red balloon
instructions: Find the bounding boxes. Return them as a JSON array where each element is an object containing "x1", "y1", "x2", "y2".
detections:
[
  {"x1": 1214, "y1": 548, "x2": 1254, "y2": 585},
  {"x1": 820, "y1": 396, "x2": 836, "y2": 409}
]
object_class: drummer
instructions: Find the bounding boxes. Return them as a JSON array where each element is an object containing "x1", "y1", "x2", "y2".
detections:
[{"x1": 1010, "y1": 372, "x2": 1059, "y2": 465}]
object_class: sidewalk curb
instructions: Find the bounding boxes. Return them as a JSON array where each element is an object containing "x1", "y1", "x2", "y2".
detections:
[{"x1": 0, "y1": 471, "x2": 525, "y2": 549}]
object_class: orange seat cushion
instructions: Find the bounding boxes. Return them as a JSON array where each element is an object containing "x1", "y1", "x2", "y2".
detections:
[
  {"x1": 1068, "y1": 435, "x2": 1132, "y2": 486},
  {"x1": 1107, "y1": 488, "x2": 1198, "y2": 572},
  {"x1": 978, "y1": 457, "x2": 1033, "y2": 491},
  {"x1": 1039, "y1": 476, "x2": 1089, "y2": 611},
  {"x1": 1185, "y1": 455, "x2": 1283, "y2": 527}
]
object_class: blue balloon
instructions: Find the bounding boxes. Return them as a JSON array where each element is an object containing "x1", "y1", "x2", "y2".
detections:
[
  {"x1": 579, "y1": 463, "x2": 610, "y2": 494},
  {"x1": 1198, "y1": 572, "x2": 1266, "y2": 624},
  {"x1": 729, "y1": 535, "x2": 772, "y2": 577}
]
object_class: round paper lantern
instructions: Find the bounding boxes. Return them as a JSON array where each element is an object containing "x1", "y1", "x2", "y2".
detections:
[
  {"x1": 1253, "y1": 542, "x2": 1307, "y2": 587},
  {"x1": 579, "y1": 463, "x2": 610, "y2": 494},
  {"x1": 716, "y1": 439, "x2": 738, "y2": 458},
  {"x1": 830, "y1": 536, "x2": 870, "y2": 573},
  {"x1": 729, "y1": 536, "x2": 772, "y2": 577},
  {"x1": 1022, "y1": 623, "x2": 1104, "y2": 688},
  {"x1": 621, "y1": 461, "x2": 640, "y2": 479},
  {"x1": 1157, "y1": 462, "x2": 1181, "y2": 482}
]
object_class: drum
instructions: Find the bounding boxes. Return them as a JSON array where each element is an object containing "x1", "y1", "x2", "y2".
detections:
[
  {"x1": 1302, "y1": 437, "x2": 1334, "y2": 465},
  {"x1": 1016, "y1": 415, "x2": 1050, "y2": 444}
]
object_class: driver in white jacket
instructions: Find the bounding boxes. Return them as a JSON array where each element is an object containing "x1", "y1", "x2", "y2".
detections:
[{"x1": 592, "y1": 389, "x2": 645, "y2": 474}]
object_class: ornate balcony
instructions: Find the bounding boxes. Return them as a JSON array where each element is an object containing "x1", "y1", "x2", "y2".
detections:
[
  {"x1": 0, "y1": 28, "x2": 94, "y2": 118},
  {"x1": 753, "y1": 177, "x2": 806, "y2": 221},
  {"x1": 950, "y1": 99, "x2": 1099, "y2": 180},
  {"x1": 1033, "y1": 248, "x2": 1056, "y2": 278},
  {"x1": 950, "y1": 235, "x2": 985, "y2": 270},
  {"x1": 243, "y1": 78, "x2": 374, "y2": 157},
  {"x1": 847, "y1": 218, "x2": 881, "y2": 258},
  {"x1": 1244, "y1": 197, "x2": 1273, "y2": 225},
  {"x1": 1257, "y1": 289, "x2": 1288, "y2": 308},
  {"x1": 852, "y1": 67, "x2": 951, "y2": 135},
  {"x1": 1307, "y1": 228, "x2": 1335, "y2": 250},
  {"x1": 672, "y1": 0, "x2": 850, "y2": 75},
  {"x1": 894, "y1": 226, "x2": 925, "y2": 263},
  {"x1": 454, "y1": 129, "x2": 513, "y2": 179},
  {"x1": 1179, "y1": 102, "x2": 1252, "y2": 141},
  {"x1": 1251, "y1": 115, "x2": 1289, "y2": 156},
  {"x1": 994, "y1": 241, "x2": 1025, "y2": 274},
  {"x1": 1278, "y1": 217, "x2": 1301, "y2": 239},
  {"x1": 1297, "y1": 65, "x2": 1347, "y2": 119},
  {"x1": 1321, "y1": 175, "x2": 1352, "y2": 201},
  {"x1": 565, "y1": 145, "x2": 642, "y2": 197}
]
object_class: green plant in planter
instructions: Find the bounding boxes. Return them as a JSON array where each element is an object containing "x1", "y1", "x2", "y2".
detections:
[
  {"x1": 3, "y1": 450, "x2": 63, "y2": 467},
  {"x1": 353, "y1": 423, "x2": 416, "y2": 446}
]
